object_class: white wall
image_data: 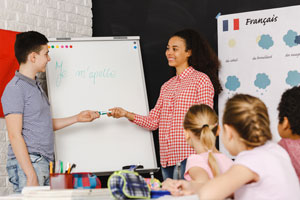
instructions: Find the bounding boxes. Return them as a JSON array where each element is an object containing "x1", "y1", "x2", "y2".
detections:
[{"x1": 0, "y1": 0, "x2": 93, "y2": 196}]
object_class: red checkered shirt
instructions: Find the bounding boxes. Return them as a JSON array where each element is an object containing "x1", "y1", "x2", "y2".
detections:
[{"x1": 134, "y1": 67, "x2": 214, "y2": 167}]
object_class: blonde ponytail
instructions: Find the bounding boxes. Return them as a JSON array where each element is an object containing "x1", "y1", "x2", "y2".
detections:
[
  {"x1": 208, "y1": 151, "x2": 220, "y2": 177},
  {"x1": 184, "y1": 104, "x2": 220, "y2": 177},
  {"x1": 200, "y1": 125, "x2": 220, "y2": 177}
]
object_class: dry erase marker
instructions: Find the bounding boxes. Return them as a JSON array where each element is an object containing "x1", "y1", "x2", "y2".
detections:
[
  {"x1": 98, "y1": 111, "x2": 112, "y2": 115},
  {"x1": 69, "y1": 163, "x2": 76, "y2": 173},
  {"x1": 60, "y1": 161, "x2": 63, "y2": 173},
  {"x1": 65, "y1": 162, "x2": 70, "y2": 174},
  {"x1": 49, "y1": 161, "x2": 53, "y2": 174}
]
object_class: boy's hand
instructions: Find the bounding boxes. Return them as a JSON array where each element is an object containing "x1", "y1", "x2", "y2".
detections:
[
  {"x1": 76, "y1": 110, "x2": 100, "y2": 122},
  {"x1": 26, "y1": 173, "x2": 39, "y2": 187}
]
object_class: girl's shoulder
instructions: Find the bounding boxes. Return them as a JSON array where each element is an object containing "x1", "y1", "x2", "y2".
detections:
[
  {"x1": 215, "y1": 152, "x2": 233, "y2": 161},
  {"x1": 188, "y1": 153, "x2": 207, "y2": 160},
  {"x1": 235, "y1": 142, "x2": 290, "y2": 164},
  {"x1": 279, "y1": 138, "x2": 300, "y2": 146}
]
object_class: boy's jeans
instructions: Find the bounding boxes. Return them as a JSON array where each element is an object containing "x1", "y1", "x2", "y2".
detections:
[{"x1": 6, "y1": 153, "x2": 50, "y2": 193}]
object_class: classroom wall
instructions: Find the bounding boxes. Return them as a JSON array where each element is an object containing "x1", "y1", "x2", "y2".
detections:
[{"x1": 0, "y1": 0, "x2": 92, "y2": 196}]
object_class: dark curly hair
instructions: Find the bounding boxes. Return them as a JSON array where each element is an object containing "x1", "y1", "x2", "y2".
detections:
[
  {"x1": 277, "y1": 86, "x2": 300, "y2": 136},
  {"x1": 172, "y1": 29, "x2": 222, "y2": 95}
]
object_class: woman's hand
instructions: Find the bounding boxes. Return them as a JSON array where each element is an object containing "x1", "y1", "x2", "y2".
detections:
[{"x1": 108, "y1": 107, "x2": 128, "y2": 118}]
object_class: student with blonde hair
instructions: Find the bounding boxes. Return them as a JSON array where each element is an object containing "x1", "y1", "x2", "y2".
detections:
[
  {"x1": 162, "y1": 104, "x2": 232, "y2": 191},
  {"x1": 169, "y1": 94, "x2": 300, "y2": 200}
]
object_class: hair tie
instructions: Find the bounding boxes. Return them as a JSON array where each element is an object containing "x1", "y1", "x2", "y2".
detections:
[
  {"x1": 207, "y1": 149, "x2": 212, "y2": 153},
  {"x1": 202, "y1": 124, "x2": 209, "y2": 128}
]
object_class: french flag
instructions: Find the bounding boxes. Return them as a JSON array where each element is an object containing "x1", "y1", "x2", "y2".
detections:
[
  {"x1": 233, "y1": 18, "x2": 239, "y2": 30},
  {"x1": 223, "y1": 18, "x2": 239, "y2": 31}
]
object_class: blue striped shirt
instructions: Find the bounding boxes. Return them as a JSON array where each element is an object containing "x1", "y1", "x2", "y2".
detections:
[{"x1": 1, "y1": 71, "x2": 54, "y2": 161}]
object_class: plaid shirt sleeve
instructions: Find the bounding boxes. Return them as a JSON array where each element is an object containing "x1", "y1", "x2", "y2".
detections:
[
  {"x1": 196, "y1": 74, "x2": 214, "y2": 108},
  {"x1": 133, "y1": 86, "x2": 164, "y2": 130}
]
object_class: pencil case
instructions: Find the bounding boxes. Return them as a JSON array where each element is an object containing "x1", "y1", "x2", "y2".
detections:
[
  {"x1": 72, "y1": 172, "x2": 101, "y2": 189},
  {"x1": 108, "y1": 170, "x2": 150, "y2": 199}
]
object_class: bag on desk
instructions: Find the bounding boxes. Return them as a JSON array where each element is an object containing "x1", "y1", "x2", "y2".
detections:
[
  {"x1": 108, "y1": 170, "x2": 150, "y2": 199},
  {"x1": 72, "y1": 172, "x2": 101, "y2": 189}
]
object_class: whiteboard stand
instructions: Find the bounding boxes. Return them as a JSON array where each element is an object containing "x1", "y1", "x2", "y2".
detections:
[{"x1": 46, "y1": 36, "x2": 157, "y2": 174}]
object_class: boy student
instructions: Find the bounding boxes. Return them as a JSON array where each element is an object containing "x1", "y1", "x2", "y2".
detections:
[
  {"x1": 277, "y1": 86, "x2": 300, "y2": 180},
  {"x1": 1, "y1": 31, "x2": 100, "y2": 193}
]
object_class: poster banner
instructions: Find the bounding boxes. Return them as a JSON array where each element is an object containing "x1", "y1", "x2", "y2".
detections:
[
  {"x1": 218, "y1": 5, "x2": 300, "y2": 156},
  {"x1": 0, "y1": 29, "x2": 20, "y2": 117}
]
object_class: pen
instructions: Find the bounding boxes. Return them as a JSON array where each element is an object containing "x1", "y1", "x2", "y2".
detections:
[
  {"x1": 98, "y1": 111, "x2": 112, "y2": 115},
  {"x1": 49, "y1": 161, "x2": 53, "y2": 174},
  {"x1": 60, "y1": 161, "x2": 63, "y2": 173},
  {"x1": 67, "y1": 165, "x2": 72, "y2": 174},
  {"x1": 65, "y1": 162, "x2": 70, "y2": 174},
  {"x1": 55, "y1": 161, "x2": 59, "y2": 173},
  {"x1": 150, "y1": 172, "x2": 154, "y2": 188},
  {"x1": 69, "y1": 163, "x2": 76, "y2": 173},
  {"x1": 176, "y1": 162, "x2": 181, "y2": 180}
]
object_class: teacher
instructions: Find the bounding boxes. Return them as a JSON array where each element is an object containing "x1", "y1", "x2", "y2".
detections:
[{"x1": 108, "y1": 29, "x2": 222, "y2": 180}]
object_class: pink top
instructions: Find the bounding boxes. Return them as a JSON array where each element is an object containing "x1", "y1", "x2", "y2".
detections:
[
  {"x1": 279, "y1": 138, "x2": 300, "y2": 181},
  {"x1": 184, "y1": 152, "x2": 233, "y2": 180},
  {"x1": 234, "y1": 141, "x2": 300, "y2": 200}
]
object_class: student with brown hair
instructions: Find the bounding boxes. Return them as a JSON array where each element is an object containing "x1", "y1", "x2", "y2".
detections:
[{"x1": 1, "y1": 31, "x2": 100, "y2": 193}]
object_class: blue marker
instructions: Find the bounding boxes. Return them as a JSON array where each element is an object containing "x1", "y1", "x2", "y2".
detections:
[{"x1": 98, "y1": 111, "x2": 111, "y2": 115}]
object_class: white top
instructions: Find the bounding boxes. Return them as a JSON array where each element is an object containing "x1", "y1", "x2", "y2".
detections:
[{"x1": 234, "y1": 141, "x2": 300, "y2": 200}]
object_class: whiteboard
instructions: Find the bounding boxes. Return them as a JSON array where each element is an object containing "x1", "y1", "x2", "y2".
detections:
[{"x1": 46, "y1": 37, "x2": 157, "y2": 173}]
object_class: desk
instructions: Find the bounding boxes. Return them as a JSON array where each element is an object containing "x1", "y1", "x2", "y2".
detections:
[
  {"x1": 0, "y1": 187, "x2": 112, "y2": 200},
  {"x1": 0, "y1": 187, "x2": 199, "y2": 200}
]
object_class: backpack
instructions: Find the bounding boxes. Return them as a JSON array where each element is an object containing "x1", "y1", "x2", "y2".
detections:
[{"x1": 108, "y1": 170, "x2": 150, "y2": 199}]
